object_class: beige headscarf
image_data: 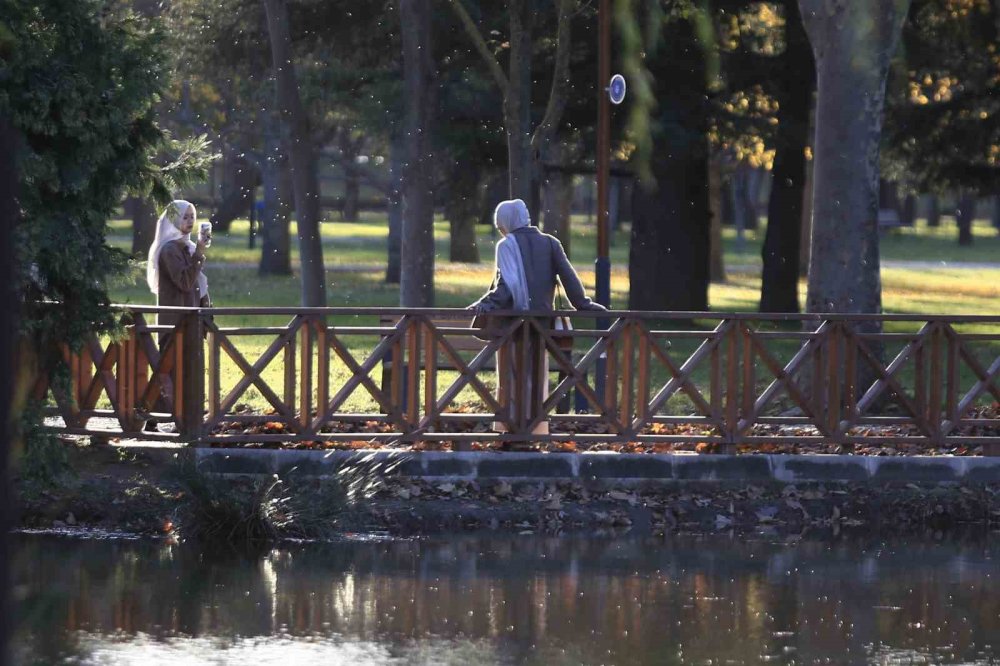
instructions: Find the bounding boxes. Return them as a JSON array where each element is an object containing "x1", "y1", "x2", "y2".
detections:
[
  {"x1": 493, "y1": 199, "x2": 531, "y2": 310},
  {"x1": 146, "y1": 199, "x2": 208, "y2": 299}
]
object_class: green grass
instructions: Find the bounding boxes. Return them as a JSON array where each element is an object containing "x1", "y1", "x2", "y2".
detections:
[
  {"x1": 107, "y1": 212, "x2": 1000, "y2": 279},
  {"x1": 98, "y1": 213, "x2": 1000, "y2": 418}
]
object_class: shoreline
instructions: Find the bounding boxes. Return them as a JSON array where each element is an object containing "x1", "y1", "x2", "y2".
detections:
[{"x1": 12, "y1": 443, "x2": 1000, "y2": 541}]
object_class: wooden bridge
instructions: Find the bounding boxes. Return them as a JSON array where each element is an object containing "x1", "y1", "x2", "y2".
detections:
[{"x1": 35, "y1": 306, "x2": 1000, "y2": 454}]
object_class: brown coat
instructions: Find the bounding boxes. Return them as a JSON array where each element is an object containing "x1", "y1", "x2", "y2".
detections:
[{"x1": 156, "y1": 239, "x2": 207, "y2": 328}]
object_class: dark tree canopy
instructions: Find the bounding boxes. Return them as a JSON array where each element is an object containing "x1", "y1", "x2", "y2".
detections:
[{"x1": 883, "y1": 0, "x2": 1000, "y2": 195}]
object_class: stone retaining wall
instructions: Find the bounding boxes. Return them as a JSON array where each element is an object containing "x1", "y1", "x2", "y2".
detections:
[{"x1": 190, "y1": 448, "x2": 1000, "y2": 484}]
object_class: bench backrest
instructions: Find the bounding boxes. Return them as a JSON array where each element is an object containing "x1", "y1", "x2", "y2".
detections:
[{"x1": 378, "y1": 315, "x2": 483, "y2": 351}]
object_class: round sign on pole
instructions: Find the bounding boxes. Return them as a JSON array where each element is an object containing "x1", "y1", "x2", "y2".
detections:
[{"x1": 608, "y1": 74, "x2": 626, "y2": 105}]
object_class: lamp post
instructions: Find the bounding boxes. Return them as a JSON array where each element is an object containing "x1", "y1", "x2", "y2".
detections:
[
  {"x1": 595, "y1": 0, "x2": 611, "y2": 309},
  {"x1": 593, "y1": 0, "x2": 625, "y2": 405}
]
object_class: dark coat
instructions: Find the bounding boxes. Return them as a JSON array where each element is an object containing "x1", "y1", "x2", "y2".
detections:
[{"x1": 473, "y1": 226, "x2": 605, "y2": 313}]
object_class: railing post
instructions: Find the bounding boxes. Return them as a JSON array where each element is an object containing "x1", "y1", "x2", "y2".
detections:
[
  {"x1": 740, "y1": 323, "x2": 755, "y2": 433},
  {"x1": 826, "y1": 322, "x2": 841, "y2": 440},
  {"x1": 423, "y1": 317, "x2": 438, "y2": 432},
  {"x1": 928, "y1": 322, "x2": 944, "y2": 446},
  {"x1": 299, "y1": 317, "x2": 313, "y2": 431},
  {"x1": 724, "y1": 321, "x2": 739, "y2": 449},
  {"x1": 179, "y1": 311, "x2": 205, "y2": 444}
]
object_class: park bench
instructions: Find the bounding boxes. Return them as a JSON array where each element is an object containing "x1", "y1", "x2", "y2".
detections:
[{"x1": 378, "y1": 314, "x2": 495, "y2": 409}]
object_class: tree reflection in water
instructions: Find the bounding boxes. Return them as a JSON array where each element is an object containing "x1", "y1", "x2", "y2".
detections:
[{"x1": 11, "y1": 535, "x2": 1000, "y2": 665}]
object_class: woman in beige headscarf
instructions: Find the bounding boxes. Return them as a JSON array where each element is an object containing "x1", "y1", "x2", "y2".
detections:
[{"x1": 470, "y1": 199, "x2": 605, "y2": 448}]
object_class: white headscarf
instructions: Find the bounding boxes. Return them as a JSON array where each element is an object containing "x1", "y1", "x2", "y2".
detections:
[
  {"x1": 493, "y1": 199, "x2": 531, "y2": 311},
  {"x1": 146, "y1": 199, "x2": 209, "y2": 299}
]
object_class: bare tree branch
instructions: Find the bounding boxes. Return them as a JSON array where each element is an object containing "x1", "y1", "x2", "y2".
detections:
[
  {"x1": 531, "y1": 0, "x2": 575, "y2": 152},
  {"x1": 445, "y1": 0, "x2": 509, "y2": 96}
]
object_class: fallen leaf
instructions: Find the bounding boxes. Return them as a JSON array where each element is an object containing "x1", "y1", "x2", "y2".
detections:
[
  {"x1": 715, "y1": 514, "x2": 734, "y2": 529},
  {"x1": 609, "y1": 490, "x2": 638, "y2": 506},
  {"x1": 493, "y1": 481, "x2": 513, "y2": 497},
  {"x1": 786, "y1": 498, "x2": 809, "y2": 518},
  {"x1": 756, "y1": 506, "x2": 778, "y2": 523}
]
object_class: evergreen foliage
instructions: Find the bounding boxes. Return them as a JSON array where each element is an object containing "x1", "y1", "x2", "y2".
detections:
[{"x1": 0, "y1": 0, "x2": 214, "y2": 351}]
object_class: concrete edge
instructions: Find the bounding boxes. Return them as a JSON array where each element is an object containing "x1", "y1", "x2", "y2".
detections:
[{"x1": 184, "y1": 448, "x2": 1000, "y2": 484}]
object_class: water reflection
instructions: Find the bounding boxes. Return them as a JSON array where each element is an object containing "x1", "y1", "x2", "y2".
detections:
[{"x1": 12, "y1": 534, "x2": 1000, "y2": 665}]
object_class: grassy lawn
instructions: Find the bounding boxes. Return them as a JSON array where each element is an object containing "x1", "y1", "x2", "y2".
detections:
[{"x1": 99, "y1": 214, "x2": 999, "y2": 417}]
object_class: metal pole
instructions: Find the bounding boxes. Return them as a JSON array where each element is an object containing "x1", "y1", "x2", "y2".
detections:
[
  {"x1": 596, "y1": 0, "x2": 611, "y2": 308},
  {"x1": 594, "y1": 0, "x2": 611, "y2": 405}
]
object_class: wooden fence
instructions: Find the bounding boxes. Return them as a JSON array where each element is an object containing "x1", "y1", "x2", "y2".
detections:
[{"x1": 35, "y1": 306, "x2": 1000, "y2": 454}]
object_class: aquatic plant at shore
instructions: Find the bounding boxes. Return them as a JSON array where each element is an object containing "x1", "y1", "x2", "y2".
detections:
[{"x1": 169, "y1": 453, "x2": 400, "y2": 545}]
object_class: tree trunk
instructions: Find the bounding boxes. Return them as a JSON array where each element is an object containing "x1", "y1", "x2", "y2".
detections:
[
  {"x1": 338, "y1": 132, "x2": 362, "y2": 222},
  {"x1": 730, "y1": 168, "x2": 749, "y2": 251},
  {"x1": 744, "y1": 166, "x2": 763, "y2": 230},
  {"x1": 127, "y1": 197, "x2": 158, "y2": 257},
  {"x1": 505, "y1": 0, "x2": 534, "y2": 204},
  {"x1": 721, "y1": 172, "x2": 734, "y2": 226},
  {"x1": 924, "y1": 193, "x2": 940, "y2": 227},
  {"x1": 342, "y1": 171, "x2": 360, "y2": 222},
  {"x1": 540, "y1": 143, "x2": 574, "y2": 253},
  {"x1": 900, "y1": 194, "x2": 916, "y2": 226},
  {"x1": 799, "y1": 156, "x2": 813, "y2": 277},
  {"x1": 878, "y1": 178, "x2": 902, "y2": 214},
  {"x1": 761, "y1": 144, "x2": 808, "y2": 312},
  {"x1": 630, "y1": 150, "x2": 710, "y2": 310},
  {"x1": 799, "y1": 0, "x2": 908, "y2": 324},
  {"x1": 444, "y1": 164, "x2": 481, "y2": 263},
  {"x1": 708, "y1": 155, "x2": 726, "y2": 283},
  {"x1": 210, "y1": 149, "x2": 259, "y2": 232},
  {"x1": 799, "y1": 0, "x2": 908, "y2": 401},
  {"x1": 258, "y1": 123, "x2": 293, "y2": 276},
  {"x1": 448, "y1": 214, "x2": 480, "y2": 263},
  {"x1": 609, "y1": 176, "x2": 622, "y2": 232},
  {"x1": 398, "y1": 0, "x2": 437, "y2": 307},
  {"x1": 761, "y1": 0, "x2": 813, "y2": 313},
  {"x1": 628, "y1": 16, "x2": 710, "y2": 311},
  {"x1": 480, "y1": 174, "x2": 508, "y2": 226},
  {"x1": 0, "y1": 116, "x2": 18, "y2": 665},
  {"x1": 956, "y1": 194, "x2": 975, "y2": 246},
  {"x1": 262, "y1": 0, "x2": 326, "y2": 307},
  {"x1": 541, "y1": 169, "x2": 574, "y2": 254},
  {"x1": 386, "y1": 131, "x2": 403, "y2": 284},
  {"x1": 993, "y1": 194, "x2": 1000, "y2": 234}
]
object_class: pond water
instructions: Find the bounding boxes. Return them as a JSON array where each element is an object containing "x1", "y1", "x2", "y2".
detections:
[{"x1": 10, "y1": 533, "x2": 1000, "y2": 665}]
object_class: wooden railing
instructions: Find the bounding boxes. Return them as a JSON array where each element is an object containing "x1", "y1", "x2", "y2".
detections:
[{"x1": 35, "y1": 306, "x2": 1000, "y2": 454}]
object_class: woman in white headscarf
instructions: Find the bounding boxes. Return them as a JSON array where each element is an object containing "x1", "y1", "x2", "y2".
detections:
[
  {"x1": 469, "y1": 199, "x2": 605, "y2": 448},
  {"x1": 143, "y1": 200, "x2": 210, "y2": 431},
  {"x1": 147, "y1": 199, "x2": 211, "y2": 335}
]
